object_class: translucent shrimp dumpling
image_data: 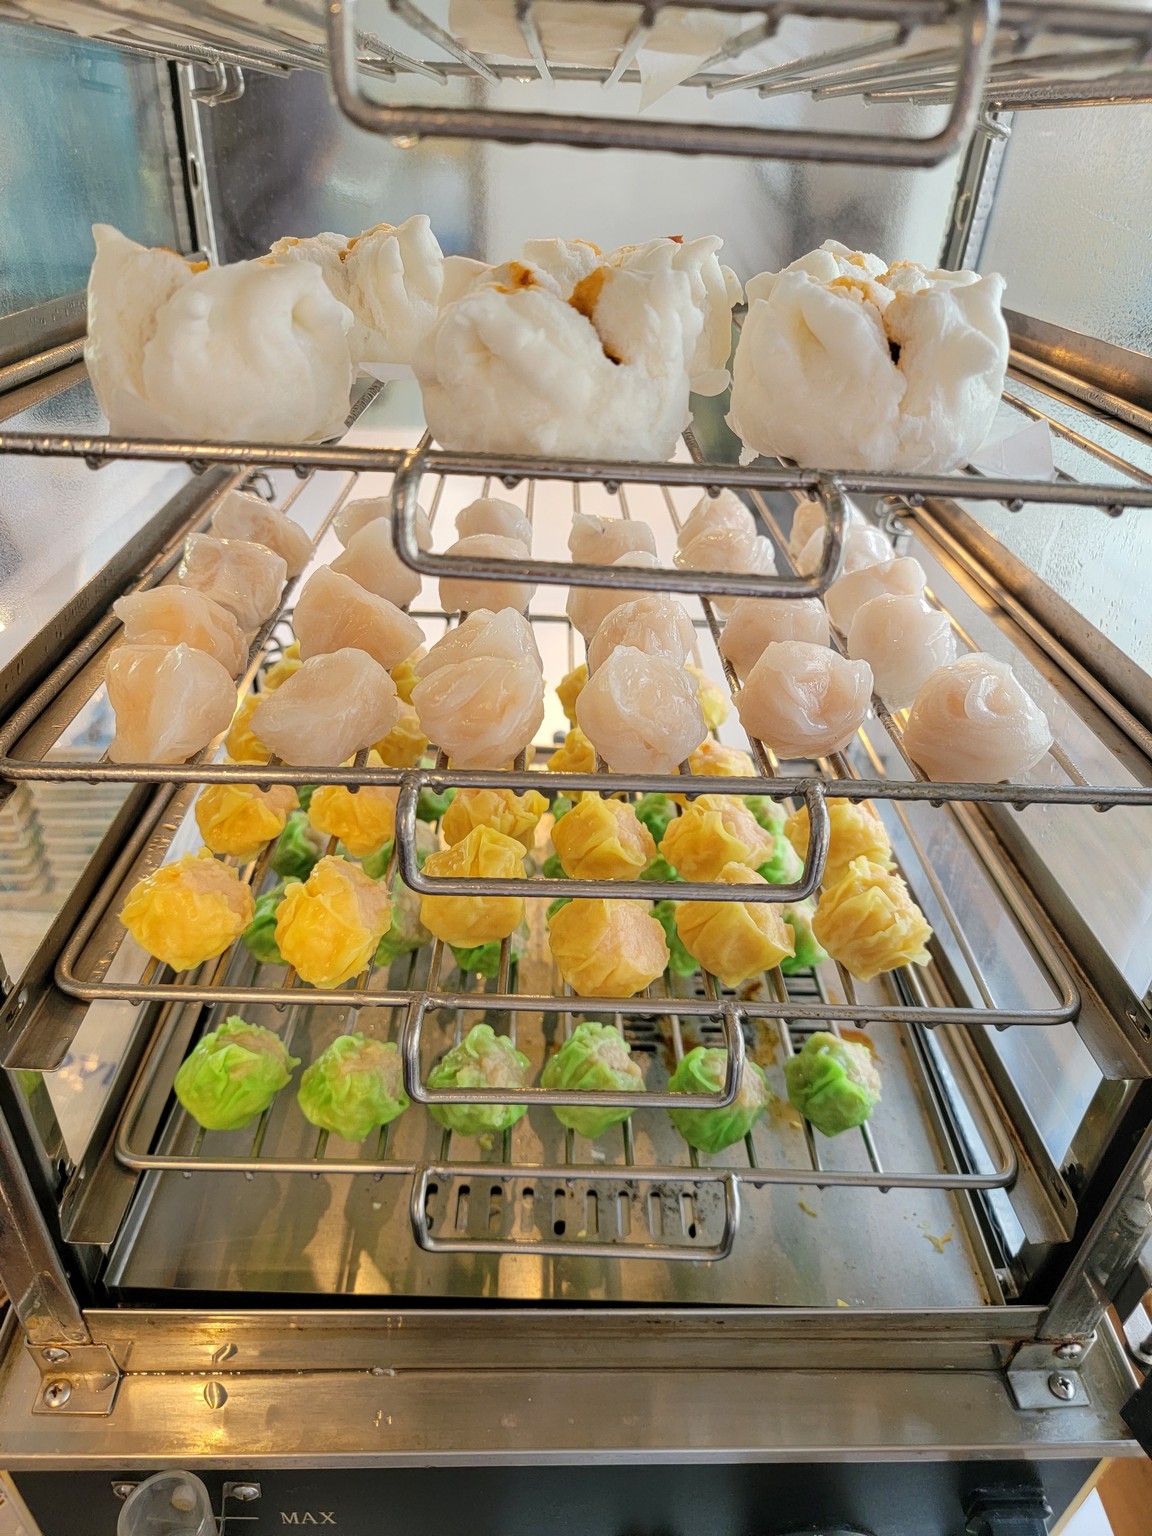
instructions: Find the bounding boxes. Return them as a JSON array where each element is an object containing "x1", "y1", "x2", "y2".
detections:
[
  {"x1": 902, "y1": 652, "x2": 1052, "y2": 783},
  {"x1": 674, "y1": 524, "x2": 777, "y2": 615},
  {"x1": 847, "y1": 593, "x2": 957, "y2": 709},
  {"x1": 333, "y1": 496, "x2": 433, "y2": 551},
  {"x1": 439, "y1": 533, "x2": 535, "y2": 615},
  {"x1": 792, "y1": 512, "x2": 880, "y2": 576},
  {"x1": 178, "y1": 533, "x2": 287, "y2": 632},
  {"x1": 252, "y1": 648, "x2": 401, "y2": 766},
  {"x1": 211, "y1": 489, "x2": 313, "y2": 579},
  {"x1": 825, "y1": 555, "x2": 926, "y2": 635},
  {"x1": 107, "y1": 643, "x2": 236, "y2": 763},
  {"x1": 293, "y1": 566, "x2": 424, "y2": 670},
  {"x1": 567, "y1": 552, "x2": 659, "y2": 641},
  {"x1": 112, "y1": 587, "x2": 248, "y2": 677},
  {"x1": 719, "y1": 596, "x2": 829, "y2": 679},
  {"x1": 330, "y1": 516, "x2": 431, "y2": 611},
  {"x1": 677, "y1": 489, "x2": 755, "y2": 548},
  {"x1": 737, "y1": 641, "x2": 873, "y2": 760},
  {"x1": 568, "y1": 511, "x2": 656, "y2": 566},
  {"x1": 412, "y1": 610, "x2": 544, "y2": 768},
  {"x1": 576, "y1": 647, "x2": 707, "y2": 774},
  {"x1": 586, "y1": 594, "x2": 696, "y2": 674},
  {"x1": 457, "y1": 496, "x2": 532, "y2": 549}
]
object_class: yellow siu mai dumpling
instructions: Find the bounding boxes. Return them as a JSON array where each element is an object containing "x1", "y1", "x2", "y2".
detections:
[
  {"x1": 556, "y1": 662, "x2": 587, "y2": 727},
  {"x1": 686, "y1": 664, "x2": 730, "y2": 730},
  {"x1": 275, "y1": 856, "x2": 392, "y2": 988},
  {"x1": 372, "y1": 705, "x2": 429, "y2": 768},
  {"x1": 813, "y1": 856, "x2": 932, "y2": 982},
  {"x1": 784, "y1": 797, "x2": 893, "y2": 887},
  {"x1": 120, "y1": 849, "x2": 255, "y2": 972},
  {"x1": 548, "y1": 899, "x2": 669, "y2": 998},
  {"x1": 552, "y1": 795, "x2": 655, "y2": 880},
  {"x1": 194, "y1": 782, "x2": 298, "y2": 861},
  {"x1": 420, "y1": 826, "x2": 525, "y2": 946},
  {"x1": 671, "y1": 739, "x2": 756, "y2": 805},
  {"x1": 262, "y1": 641, "x2": 301, "y2": 691},
  {"x1": 660, "y1": 794, "x2": 775, "y2": 882},
  {"x1": 308, "y1": 774, "x2": 398, "y2": 858},
  {"x1": 224, "y1": 693, "x2": 271, "y2": 764},
  {"x1": 390, "y1": 651, "x2": 424, "y2": 705},
  {"x1": 441, "y1": 787, "x2": 548, "y2": 852},
  {"x1": 547, "y1": 725, "x2": 596, "y2": 775},
  {"x1": 675, "y1": 863, "x2": 794, "y2": 986}
]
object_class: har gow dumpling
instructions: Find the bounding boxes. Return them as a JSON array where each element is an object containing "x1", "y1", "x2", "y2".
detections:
[
  {"x1": 719, "y1": 596, "x2": 829, "y2": 680},
  {"x1": 252, "y1": 648, "x2": 401, "y2": 767},
  {"x1": 575, "y1": 646, "x2": 707, "y2": 775},
  {"x1": 568, "y1": 511, "x2": 657, "y2": 566},
  {"x1": 674, "y1": 525, "x2": 778, "y2": 615},
  {"x1": 112, "y1": 587, "x2": 248, "y2": 677},
  {"x1": 178, "y1": 534, "x2": 287, "y2": 633},
  {"x1": 902, "y1": 652, "x2": 1052, "y2": 783},
  {"x1": 586, "y1": 594, "x2": 696, "y2": 675},
  {"x1": 211, "y1": 489, "x2": 314, "y2": 579},
  {"x1": 788, "y1": 497, "x2": 865, "y2": 562},
  {"x1": 795, "y1": 520, "x2": 891, "y2": 579},
  {"x1": 846, "y1": 594, "x2": 957, "y2": 709},
  {"x1": 293, "y1": 566, "x2": 424, "y2": 670},
  {"x1": 567, "y1": 551, "x2": 659, "y2": 641},
  {"x1": 330, "y1": 516, "x2": 430, "y2": 610},
  {"x1": 825, "y1": 555, "x2": 927, "y2": 636},
  {"x1": 332, "y1": 496, "x2": 432, "y2": 550},
  {"x1": 678, "y1": 489, "x2": 755, "y2": 549},
  {"x1": 416, "y1": 608, "x2": 542, "y2": 675},
  {"x1": 106, "y1": 643, "x2": 236, "y2": 764},
  {"x1": 412, "y1": 613, "x2": 544, "y2": 769},
  {"x1": 737, "y1": 640, "x2": 873, "y2": 760},
  {"x1": 438, "y1": 533, "x2": 535, "y2": 615},
  {"x1": 456, "y1": 496, "x2": 533, "y2": 549}
]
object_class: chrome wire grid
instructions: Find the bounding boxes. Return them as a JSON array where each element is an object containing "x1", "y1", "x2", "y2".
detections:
[
  {"x1": 113, "y1": 898, "x2": 1019, "y2": 1261},
  {"x1": 6, "y1": 0, "x2": 1152, "y2": 162}
]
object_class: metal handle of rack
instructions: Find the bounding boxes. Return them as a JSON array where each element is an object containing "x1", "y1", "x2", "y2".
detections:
[
  {"x1": 409, "y1": 1163, "x2": 742, "y2": 1261},
  {"x1": 400, "y1": 991, "x2": 748, "y2": 1111},
  {"x1": 392, "y1": 771, "x2": 831, "y2": 903},
  {"x1": 326, "y1": 0, "x2": 1000, "y2": 168},
  {"x1": 390, "y1": 434, "x2": 853, "y2": 602}
]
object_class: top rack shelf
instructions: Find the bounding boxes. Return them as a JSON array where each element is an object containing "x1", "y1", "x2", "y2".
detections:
[{"x1": 5, "y1": 0, "x2": 1152, "y2": 164}]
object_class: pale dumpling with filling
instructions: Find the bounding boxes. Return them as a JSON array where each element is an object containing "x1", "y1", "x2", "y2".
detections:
[
  {"x1": 677, "y1": 489, "x2": 755, "y2": 549},
  {"x1": 292, "y1": 566, "x2": 424, "y2": 670},
  {"x1": 106, "y1": 643, "x2": 236, "y2": 763},
  {"x1": 210, "y1": 489, "x2": 313, "y2": 579},
  {"x1": 333, "y1": 496, "x2": 432, "y2": 550},
  {"x1": 568, "y1": 511, "x2": 657, "y2": 566},
  {"x1": 412, "y1": 612, "x2": 544, "y2": 768},
  {"x1": 902, "y1": 652, "x2": 1052, "y2": 783},
  {"x1": 112, "y1": 588, "x2": 248, "y2": 677},
  {"x1": 788, "y1": 496, "x2": 866, "y2": 563},
  {"x1": 737, "y1": 641, "x2": 873, "y2": 760},
  {"x1": 719, "y1": 597, "x2": 829, "y2": 679},
  {"x1": 825, "y1": 555, "x2": 927, "y2": 635},
  {"x1": 611, "y1": 235, "x2": 742, "y2": 396},
  {"x1": 847, "y1": 594, "x2": 957, "y2": 709},
  {"x1": 586, "y1": 594, "x2": 696, "y2": 675},
  {"x1": 456, "y1": 496, "x2": 532, "y2": 549},
  {"x1": 576, "y1": 646, "x2": 706, "y2": 774},
  {"x1": 439, "y1": 534, "x2": 535, "y2": 615},
  {"x1": 178, "y1": 534, "x2": 287, "y2": 633},
  {"x1": 252, "y1": 648, "x2": 401, "y2": 767},
  {"x1": 795, "y1": 520, "x2": 892, "y2": 580},
  {"x1": 674, "y1": 525, "x2": 778, "y2": 615},
  {"x1": 330, "y1": 516, "x2": 429, "y2": 610},
  {"x1": 339, "y1": 214, "x2": 444, "y2": 371},
  {"x1": 567, "y1": 551, "x2": 660, "y2": 641}
]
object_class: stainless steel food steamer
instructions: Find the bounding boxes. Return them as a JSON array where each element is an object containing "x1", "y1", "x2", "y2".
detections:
[{"x1": 1, "y1": 3, "x2": 1151, "y2": 1531}]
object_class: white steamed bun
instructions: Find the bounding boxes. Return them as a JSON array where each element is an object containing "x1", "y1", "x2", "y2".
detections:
[
  {"x1": 729, "y1": 239, "x2": 1009, "y2": 472},
  {"x1": 415, "y1": 259, "x2": 698, "y2": 461},
  {"x1": 86, "y1": 225, "x2": 354, "y2": 444},
  {"x1": 611, "y1": 236, "x2": 742, "y2": 396}
]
